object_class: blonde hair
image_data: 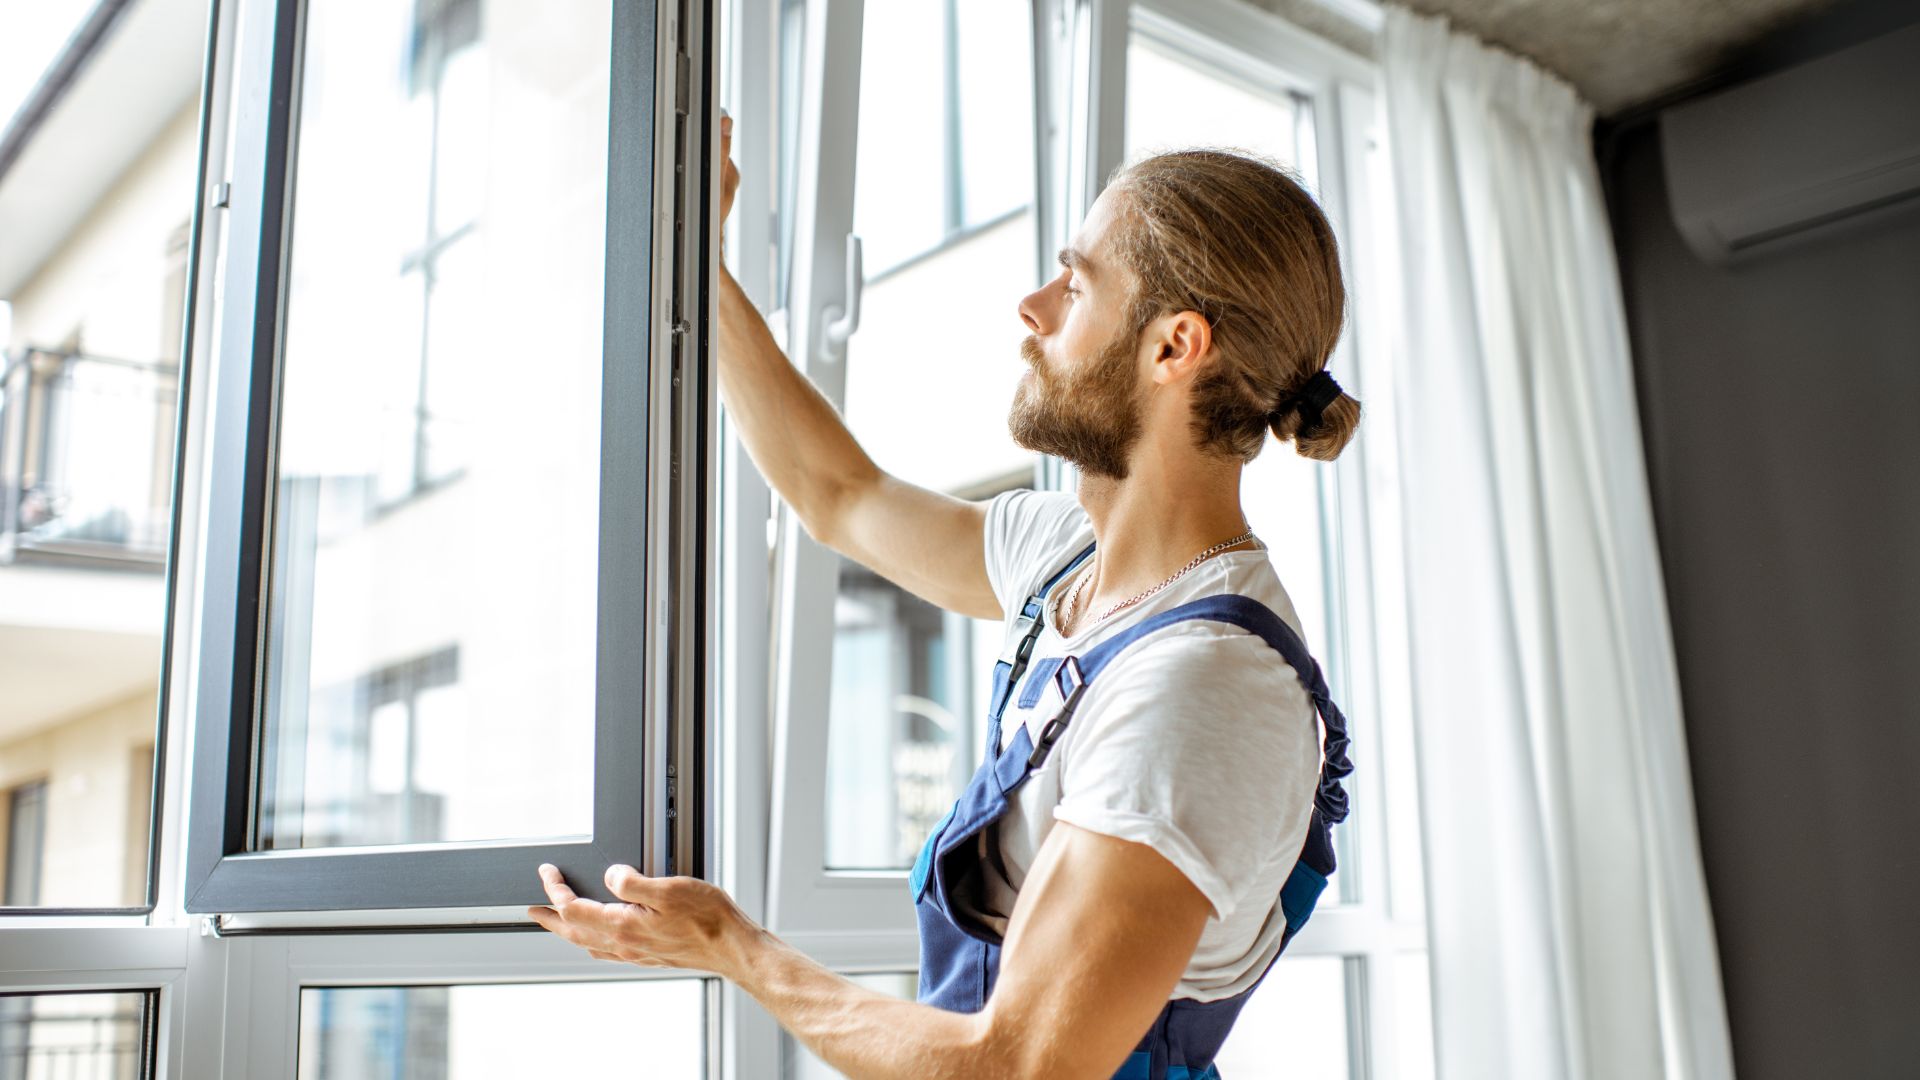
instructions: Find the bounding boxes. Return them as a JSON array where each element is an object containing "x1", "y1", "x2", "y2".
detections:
[{"x1": 1105, "y1": 148, "x2": 1360, "y2": 462}]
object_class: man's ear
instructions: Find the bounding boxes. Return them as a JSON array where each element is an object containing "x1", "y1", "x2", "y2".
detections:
[{"x1": 1148, "y1": 309, "x2": 1213, "y2": 386}]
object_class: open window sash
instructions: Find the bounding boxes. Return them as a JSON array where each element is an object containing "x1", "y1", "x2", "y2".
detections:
[{"x1": 183, "y1": 0, "x2": 719, "y2": 918}]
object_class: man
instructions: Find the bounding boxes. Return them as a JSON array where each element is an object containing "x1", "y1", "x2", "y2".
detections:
[{"x1": 530, "y1": 115, "x2": 1358, "y2": 1079}]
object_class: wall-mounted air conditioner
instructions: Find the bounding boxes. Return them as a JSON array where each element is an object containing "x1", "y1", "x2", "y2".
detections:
[{"x1": 1661, "y1": 21, "x2": 1920, "y2": 265}]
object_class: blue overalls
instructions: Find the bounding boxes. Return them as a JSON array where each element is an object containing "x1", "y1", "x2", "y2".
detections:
[{"x1": 908, "y1": 542, "x2": 1355, "y2": 1080}]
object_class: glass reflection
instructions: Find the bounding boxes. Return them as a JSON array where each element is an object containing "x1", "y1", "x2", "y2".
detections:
[
  {"x1": 257, "y1": 0, "x2": 611, "y2": 850},
  {"x1": 822, "y1": 0, "x2": 1039, "y2": 871}
]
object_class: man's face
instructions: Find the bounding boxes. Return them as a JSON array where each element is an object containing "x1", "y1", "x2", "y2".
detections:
[{"x1": 1008, "y1": 191, "x2": 1146, "y2": 481}]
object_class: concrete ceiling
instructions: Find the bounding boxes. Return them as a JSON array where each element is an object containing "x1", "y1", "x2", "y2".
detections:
[
  {"x1": 1248, "y1": 0, "x2": 1849, "y2": 114},
  {"x1": 1393, "y1": 0, "x2": 1845, "y2": 113}
]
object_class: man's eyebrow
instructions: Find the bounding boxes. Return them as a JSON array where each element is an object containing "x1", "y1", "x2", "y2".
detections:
[{"x1": 1056, "y1": 245, "x2": 1096, "y2": 281}]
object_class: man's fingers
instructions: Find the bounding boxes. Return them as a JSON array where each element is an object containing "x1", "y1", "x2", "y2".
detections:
[
  {"x1": 604, "y1": 863, "x2": 663, "y2": 904},
  {"x1": 538, "y1": 863, "x2": 580, "y2": 907}
]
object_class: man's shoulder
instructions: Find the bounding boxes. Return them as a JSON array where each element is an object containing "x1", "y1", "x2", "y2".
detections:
[
  {"x1": 986, "y1": 489, "x2": 1093, "y2": 608},
  {"x1": 1080, "y1": 569, "x2": 1313, "y2": 699}
]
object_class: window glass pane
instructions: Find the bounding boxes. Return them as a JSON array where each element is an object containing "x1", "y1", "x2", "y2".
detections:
[
  {"x1": 783, "y1": 973, "x2": 914, "y2": 1079},
  {"x1": 1124, "y1": 34, "x2": 1299, "y2": 167},
  {"x1": 850, "y1": 1, "x2": 946, "y2": 275},
  {"x1": 821, "y1": 0, "x2": 1038, "y2": 871},
  {"x1": 298, "y1": 980, "x2": 702, "y2": 1078},
  {"x1": 258, "y1": 0, "x2": 612, "y2": 850},
  {"x1": 0, "y1": 991, "x2": 153, "y2": 1080},
  {"x1": 824, "y1": 565, "x2": 975, "y2": 869},
  {"x1": 954, "y1": 0, "x2": 1035, "y2": 226},
  {"x1": 1211, "y1": 955, "x2": 1353, "y2": 1079},
  {"x1": 0, "y1": 5, "x2": 189, "y2": 908}
]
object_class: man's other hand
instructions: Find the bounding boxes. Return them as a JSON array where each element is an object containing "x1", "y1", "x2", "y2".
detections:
[
  {"x1": 719, "y1": 111, "x2": 739, "y2": 252},
  {"x1": 527, "y1": 863, "x2": 761, "y2": 978}
]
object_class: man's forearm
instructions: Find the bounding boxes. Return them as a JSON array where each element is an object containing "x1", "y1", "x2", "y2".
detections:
[
  {"x1": 724, "y1": 927, "x2": 1020, "y2": 1080},
  {"x1": 716, "y1": 264, "x2": 878, "y2": 544}
]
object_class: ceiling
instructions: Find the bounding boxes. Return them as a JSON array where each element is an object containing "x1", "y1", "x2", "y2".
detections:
[
  {"x1": 1254, "y1": 0, "x2": 1847, "y2": 114},
  {"x1": 1403, "y1": 0, "x2": 1845, "y2": 113},
  {"x1": 0, "y1": 561, "x2": 165, "y2": 742}
]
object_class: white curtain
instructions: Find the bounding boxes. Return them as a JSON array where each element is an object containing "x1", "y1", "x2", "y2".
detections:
[{"x1": 1378, "y1": 9, "x2": 1735, "y2": 1080}]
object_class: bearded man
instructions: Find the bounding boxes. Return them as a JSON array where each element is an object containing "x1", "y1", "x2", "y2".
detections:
[{"x1": 530, "y1": 115, "x2": 1361, "y2": 1080}]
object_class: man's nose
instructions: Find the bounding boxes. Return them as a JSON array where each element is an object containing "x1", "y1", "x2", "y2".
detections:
[{"x1": 1018, "y1": 286, "x2": 1048, "y2": 334}]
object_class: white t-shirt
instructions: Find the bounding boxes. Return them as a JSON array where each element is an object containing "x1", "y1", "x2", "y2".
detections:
[{"x1": 977, "y1": 489, "x2": 1324, "y2": 1002}]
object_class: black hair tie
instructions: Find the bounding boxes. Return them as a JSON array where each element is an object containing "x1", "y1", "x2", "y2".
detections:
[{"x1": 1274, "y1": 369, "x2": 1343, "y2": 435}]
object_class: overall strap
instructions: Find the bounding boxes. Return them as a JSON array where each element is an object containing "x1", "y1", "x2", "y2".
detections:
[
  {"x1": 1025, "y1": 594, "x2": 1354, "y2": 827},
  {"x1": 988, "y1": 541, "x2": 1096, "y2": 722}
]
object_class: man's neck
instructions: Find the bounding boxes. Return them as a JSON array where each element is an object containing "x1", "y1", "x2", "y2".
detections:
[{"x1": 1072, "y1": 449, "x2": 1250, "y2": 621}]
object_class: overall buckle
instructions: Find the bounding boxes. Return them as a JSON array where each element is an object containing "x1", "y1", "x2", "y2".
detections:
[{"x1": 1027, "y1": 656, "x2": 1088, "y2": 769}]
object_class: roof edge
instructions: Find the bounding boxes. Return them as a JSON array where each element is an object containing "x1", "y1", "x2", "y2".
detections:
[{"x1": 0, "y1": 0, "x2": 139, "y2": 185}]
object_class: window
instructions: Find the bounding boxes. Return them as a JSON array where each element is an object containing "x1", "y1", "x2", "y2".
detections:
[
  {"x1": 3, "y1": 0, "x2": 718, "y2": 1072},
  {"x1": 764, "y1": 0, "x2": 1044, "y2": 938},
  {"x1": 183, "y1": 0, "x2": 708, "y2": 914}
]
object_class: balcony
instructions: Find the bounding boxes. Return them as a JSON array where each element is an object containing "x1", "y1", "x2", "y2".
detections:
[
  {"x1": 0, "y1": 348, "x2": 176, "y2": 571},
  {"x1": 0, "y1": 349, "x2": 170, "y2": 750}
]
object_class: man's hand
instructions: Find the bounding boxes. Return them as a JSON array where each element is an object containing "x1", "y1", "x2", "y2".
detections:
[
  {"x1": 527, "y1": 863, "x2": 762, "y2": 978},
  {"x1": 718, "y1": 110, "x2": 739, "y2": 254}
]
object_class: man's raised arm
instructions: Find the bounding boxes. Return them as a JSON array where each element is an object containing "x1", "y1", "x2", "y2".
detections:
[{"x1": 715, "y1": 115, "x2": 1001, "y2": 621}]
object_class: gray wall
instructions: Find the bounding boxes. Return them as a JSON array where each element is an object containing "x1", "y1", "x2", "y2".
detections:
[{"x1": 1600, "y1": 9, "x2": 1920, "y2": 1077}]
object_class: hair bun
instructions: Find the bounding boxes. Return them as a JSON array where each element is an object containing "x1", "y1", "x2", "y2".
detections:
[{"x1": 1274, "y1": 369, "x2": 1343, "y2": 434}]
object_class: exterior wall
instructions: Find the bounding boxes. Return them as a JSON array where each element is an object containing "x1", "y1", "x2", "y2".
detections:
[
  {"x1": 0, "y1": 87, "x2": 195, "y2": 911},
  {"x1": 0, "y1": 687, "x2": 156, "y2": 907},
  {"x1": 5, "y1": 100, "x2": 199, "y2": 357}
]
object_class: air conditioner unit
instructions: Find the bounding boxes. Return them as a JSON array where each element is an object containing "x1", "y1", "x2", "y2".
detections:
[{"x1": 1660, "y1": 20, "x2": 1920, "y2": 264}]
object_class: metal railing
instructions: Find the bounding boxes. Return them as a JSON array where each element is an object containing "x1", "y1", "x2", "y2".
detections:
[
  {"x1": 0, "y1": 1000, "x2": 145, "y2": 1080},
  {"x1": 0, "y1": 347, "x2": 177, "y2": 568}
]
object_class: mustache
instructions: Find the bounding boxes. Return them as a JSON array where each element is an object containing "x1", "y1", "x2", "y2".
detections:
[{"x1": 1020, "y1": 334, "x2": 1047, "y2": 372}]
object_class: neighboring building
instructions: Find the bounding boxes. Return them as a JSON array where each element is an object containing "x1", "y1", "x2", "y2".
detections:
[
  {"x1": 0, "y1": 1, "x2": 202, "y2": 1073},
  {"x1": 0, "y1": 0, "x2": 204, "y2": 915}
]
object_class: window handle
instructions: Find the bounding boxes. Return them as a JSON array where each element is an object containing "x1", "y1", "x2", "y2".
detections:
[{"x1": 818, "y1": 232, "x2": 864, "y2": 364}]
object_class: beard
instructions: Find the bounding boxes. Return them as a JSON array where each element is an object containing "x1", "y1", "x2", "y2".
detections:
[{"x1": 1008, "y1": 326, "x2": 1145, "y2": 481}]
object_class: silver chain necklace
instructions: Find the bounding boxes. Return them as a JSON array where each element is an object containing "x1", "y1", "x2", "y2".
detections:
[{"x1": 1055, "y1": 527, "x2": 1260, "y2": 634}]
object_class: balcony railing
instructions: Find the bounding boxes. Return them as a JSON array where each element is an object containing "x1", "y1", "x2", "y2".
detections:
[
  {"x1": 0, "y1": 1001, "x2": 145, "y2": 1080},
  {"x1": 0, "y1": 347, "x2": 177, "y2": 569}
]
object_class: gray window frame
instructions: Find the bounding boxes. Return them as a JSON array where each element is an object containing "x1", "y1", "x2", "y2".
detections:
[{"x1": 183, "y1": 0, "x2": 714, "y2": 915}]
